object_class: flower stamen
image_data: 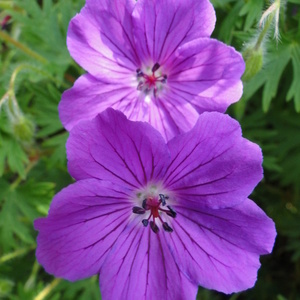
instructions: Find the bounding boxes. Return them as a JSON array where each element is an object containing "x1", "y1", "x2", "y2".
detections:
[
  {"x1": 136, "y1": 63, "x2": 167, "y2": 98},
  {"x1": 132, "y1": 194, "x2": 176, "y2": 234}
]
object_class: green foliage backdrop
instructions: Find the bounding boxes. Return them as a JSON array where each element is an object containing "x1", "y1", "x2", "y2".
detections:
[{"x1": 0, "y1": 0, "x2": 299, "y2": 299}]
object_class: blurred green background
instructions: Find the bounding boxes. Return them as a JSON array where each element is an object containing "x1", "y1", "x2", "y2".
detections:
[{"x1": 0, "y1": 0, "x2": 300, "y2": 299}]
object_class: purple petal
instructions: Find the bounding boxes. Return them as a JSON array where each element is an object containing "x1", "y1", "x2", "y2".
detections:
[
  {"x1": 166, "y1": 38, "x2": 245, "y2": 113},
  {"x1": 67, "y1": 0, "x2": 139, "y2": 79},
  {"x1": 164, "y1": 112, "x2": 263, "y2": 208},
  {"x1": 67, "y1": 109, "x2": 170, "y2": 188},
  {"x1": 34, "y1": 179, "x2": 133, "y2": 281},
  {"x1": 59, "y1": 74, "x2": 138, "y2": 131},
  {"x1": 132, "y1": 0, "x2": 216, "y2": 64},
  {"x1": 164, "y1": 198, "x2": 276, "y2": 293},
  {"x1": 153, "y1": 94, "x2": 200, "y2": 140},
  {"x1": 99, "y1": 224, "x2": 198, "y2": 300},
  {"x1": 59, "y1": 74, "x2": 196, "y2": 139}
]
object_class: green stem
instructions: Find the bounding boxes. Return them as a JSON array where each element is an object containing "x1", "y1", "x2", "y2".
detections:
[
  {"x1": 0, "y1": 92, "x2": 9, "y2": 109},
  {"x1": 34, "y1": 278, "x2": 61, "y2": 300},
  {"x1": 10, "y1": 159, "x2": 38, "y2": 190},
  {"x1": 255, "y1": 12, "x2": 275, "y2": 51},
  {"x1": 25, "y1": 260, "x2": 40, "y2": 291},
  {"x1": 0, "y1": 245, "x2": 35, "y2": 264},
  {"x1": 0, "y1": 31, "x2": 47, "y2": 64}
]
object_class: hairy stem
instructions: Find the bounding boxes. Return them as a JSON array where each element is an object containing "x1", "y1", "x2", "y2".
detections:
[
  {"x1": 0, "y1": 245, "x2": 35, "y2": 264},
  {"x1": 34, "y1": 278, "x2": 61, "y2": 300},
  {"x1": 0, "y1": 31, "x2": 47, "y2": 64}
]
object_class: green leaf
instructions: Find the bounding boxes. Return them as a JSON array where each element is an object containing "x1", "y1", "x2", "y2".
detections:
[
  {"x1": 239, "y1": 0, "x2": 264, "y2": 31},
  {"x1": 0, "y1": 193, "x2": 34, "y2": 252},
  {"x1": 262, "y1": 45, "x2": 291, "y2": 111},
  {"x1": 42, "y1": 132, "x2": 69, "y2": 167},
  {"x1": 0, "y1": 133, "x2": 28, "y2": 178},
  {"x1": 287, "y1": 43, "x2": 300, "y2": 112},
  {"x1": 218, "y1": 1, "x2": 244, "y2": 43}
]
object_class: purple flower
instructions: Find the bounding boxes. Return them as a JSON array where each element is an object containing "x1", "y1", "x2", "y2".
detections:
[
  {"x1": 59, "y1": 0, "x2": 245, "y2": 141},
  {"x1": 35, "y1": 109, "x2": 276, "y2": 299}
]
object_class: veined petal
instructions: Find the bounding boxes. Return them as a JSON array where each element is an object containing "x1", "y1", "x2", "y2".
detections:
[
  {"x1": 67, "y1": 0, "x2": 139, "y2": 79},
  {"x1": 35, "y1": 179, "x2": 133, "y2": 281},
  {"x1": 67, "y1": 109, "x2": 170, "y2": 188},
  {"x1": 154, "y1": 93, "x2": 200, "y2": 141},
  {"x1": 164, "y1": 112, "x2": 263, "y2": 208},
  {"x1": 164, "y1": 198, "x2": 276, "y2": 293},
  {"x1": 167, "y1": 38, "x2": 245, "y2": 113},
  {"x1": 59, "y1": 74, "x2": 138, "y2": 131},
  {"x1": 100, "y1": 224, "x2": 198, "y2": 300},
  {"x1": 132, "y1": 0, "x2": 215, "y2": 65},
  {"x1": 59, "y1": 73, "x2": 199, "y2": 140}
]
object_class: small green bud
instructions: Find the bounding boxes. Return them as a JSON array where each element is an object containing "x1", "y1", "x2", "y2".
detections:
[
  {"x1": 242, "y1": 47, "x2": 263, "y2": 81},
  {"x1": 12, "y1": 116, "x2": 35, "y2": 142}
]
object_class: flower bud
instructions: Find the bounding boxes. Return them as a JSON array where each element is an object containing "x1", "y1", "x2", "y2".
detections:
[
  {"x1": 242, "y1": 47, "x2": 263, "y2": 81},
  {"x1": 12, "y1": 116, "x2": 35, "y2": 143}
]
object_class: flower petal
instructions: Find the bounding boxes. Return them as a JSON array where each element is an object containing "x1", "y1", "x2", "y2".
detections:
[
  {"x1": 99, "y1": 224, "x2": 198, "y2": 300},
  {"x1": 59, "y1": 74, "x2": 138, "y2": 131},
  {"x1": 166, "y1": 38, "x2": 245, "y2": 113},
  {"x1": 59, "y1": 74, "x2": 197, "y2": 140},
  {"x1": 35, "y1": 179, "x2": 133, "y2": 281},
  {"x1": 67, "y1": 109, "x2": 170, "y2": 188},
  {"x1": 67, "y1": 0, "x2": 138, "y2": 79},
  {"x1": 164, "y1": 112, "x2": 263, "y2": 208},
  {"x1": 132, "y1": 0, "x2": 215, "y2": 65},
  {"x1": 153, "y1": 94, "x2": 200, "y2": 141},
  {"x1": 164, "y1": 198, "x2": 276, "y2": 293}
]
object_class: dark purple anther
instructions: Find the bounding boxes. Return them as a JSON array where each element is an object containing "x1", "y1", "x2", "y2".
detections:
[
  {"x1": 136, "y1": 68, "x2": 143, "y2": 77},
  {"x1": 132, "y1": 207, "x2": 146, "y2": 214},
  {"x1": 166, "y1": 205, "x2": 177, "y2": 218},
  {"x1": 162, "y1": 222, "x2": 173, "y2": 232},
  {"x1": 142, "y1": 199, "x2": 148, "y2": 209},
  {"x1": 151, "y1": 62, "x2": 160, "y2": 73},
  {"x1": 150, "y1": 221, "x2": 159, "y2": 233},
  {"x1": 142, "y1": 219, "x2": 149, "y2": 227},
  {"x1": 159, "y1": 194, "x2": 166, "y2": 206},
  {"x1": 137, "y1": 81, "x2": 144, "y2": 90}
]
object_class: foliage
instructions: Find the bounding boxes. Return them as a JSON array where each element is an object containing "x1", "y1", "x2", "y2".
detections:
[{"x1": 0, "y1": 0, "x2": 300, "y2": 299}]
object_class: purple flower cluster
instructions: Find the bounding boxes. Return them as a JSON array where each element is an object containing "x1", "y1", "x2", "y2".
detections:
[{"x1": 35, "y1": 0, "x2": 276, "y2": 299}]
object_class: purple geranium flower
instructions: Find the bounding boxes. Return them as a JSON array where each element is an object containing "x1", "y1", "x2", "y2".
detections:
[
  {"x1": 59, "y1": 0, "x2": 245, "y2": 140},
  {"x1": 35, "y1": 109, "x2": 276, "y2": 299}
]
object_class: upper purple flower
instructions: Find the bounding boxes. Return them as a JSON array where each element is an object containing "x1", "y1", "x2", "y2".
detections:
[
  {"x1": 35, "y1": 109, "x2": 276, "y2": 299},
  {"x1": 59, "y1": 0, "x2": 245, "y2": 140}
]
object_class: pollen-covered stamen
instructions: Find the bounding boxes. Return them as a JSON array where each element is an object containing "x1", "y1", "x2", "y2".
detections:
[
  {"x1": 136, "y1": 63, "x2": 167, "y2": 98},
  {"x1": 132, "y1": 194, "x2": 176, "y2": 234}
]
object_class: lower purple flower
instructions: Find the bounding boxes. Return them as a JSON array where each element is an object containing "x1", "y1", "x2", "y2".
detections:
[{"x1": 35, "y1": 109, "x2": 276, "y2": 299}]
